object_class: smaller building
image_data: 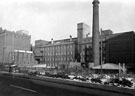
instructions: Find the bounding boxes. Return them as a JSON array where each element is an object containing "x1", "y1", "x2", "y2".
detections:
[{"x1": 9, "y1": 50, "x2": 37, "y2": 67}]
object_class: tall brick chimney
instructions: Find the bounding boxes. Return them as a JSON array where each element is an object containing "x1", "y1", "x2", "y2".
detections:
[{"x1": 92, "y1": 0, "x2": 100, "y2": 66}]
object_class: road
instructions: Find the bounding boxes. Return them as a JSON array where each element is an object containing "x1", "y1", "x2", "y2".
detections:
[
  {"x1": 0, "y1": 82, "x2": 45, "y2": 96},
  {"x1": 0, "y1": 73, "x2": 134, "y2": 96}
]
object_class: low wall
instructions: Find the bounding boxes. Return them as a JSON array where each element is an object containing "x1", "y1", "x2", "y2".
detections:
[{"x1": 0, "y1": 73, "x2": 135, "y2": 96}]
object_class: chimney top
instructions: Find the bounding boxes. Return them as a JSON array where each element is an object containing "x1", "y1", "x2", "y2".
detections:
[
  {"x1": 51, "y1": 38, "x2": 54, "y2": 44},
  {"x1": 70, "y1": 35, "x2": 72, "y2": 41},
  {"x1": 92, "y1": 0, "x2": 99, "y2": 4}
]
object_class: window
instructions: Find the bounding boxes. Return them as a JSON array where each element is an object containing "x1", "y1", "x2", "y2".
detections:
[
  {"x1": 67, "y1": 45, "x2": 70, "y2": 49},
  {"x1": 64, "y1": 51, "x2": 66, "y2": 55},
  {"x1": 61, "y1": 46, "x2": 63, "y2": 49},
  {"x1": 71, "y1": 51, "x2": 73, "y2": 55},
  {"x1": 87, "y1": 45, "x2": 89, "y2": 48},
  {"x1": 70, "y1": 57, "x2": 72, "y2": 61},
  {"x1": 67, "y1": 57, "x2": 69, "y2": 61},
  {"x1": 70, "y1": 45, "x2": 72, "y2": 49},
  {"x1": 67, "y1": 51, "x2": 69, "y2": 55},
  {"x1": 64, "y1": 46, "x2": 66, "y2": 49}
]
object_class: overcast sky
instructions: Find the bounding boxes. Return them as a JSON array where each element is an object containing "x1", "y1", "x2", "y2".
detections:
[{"x1": 0, "y1": 0, "x2": 135, "y2": 44}]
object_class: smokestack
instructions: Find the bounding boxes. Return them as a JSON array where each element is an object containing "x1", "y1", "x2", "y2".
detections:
[
  {"x1": 70, "y1": 35, "x2": 72, "y2": 42},
  {"x1": 86, "y1": 33, "x2": 90, "y2": 38},
  {"x1": 92, "y1": 0, "x2": 100, "y2": 66}
]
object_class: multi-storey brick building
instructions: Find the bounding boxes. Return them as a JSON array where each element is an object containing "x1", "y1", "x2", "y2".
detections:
[
  {"x1": 34, "y1": 23, "x2": 135, "y2": 71},
  {"x1": 34, "y1": 38, "x2": 76, "y2": 68},
  {"x1": 34, "y1": 22, "x2": 90, "y2": 68}
]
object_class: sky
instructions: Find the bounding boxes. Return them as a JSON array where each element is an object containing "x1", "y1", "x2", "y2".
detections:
[{"x1": 0, "y1": 0, "x2": 135, "y2": 44}]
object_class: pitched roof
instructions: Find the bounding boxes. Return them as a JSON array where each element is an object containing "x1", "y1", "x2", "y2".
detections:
[{"x1": 92, "y1": 63, "x2": 123, "y2": 70}]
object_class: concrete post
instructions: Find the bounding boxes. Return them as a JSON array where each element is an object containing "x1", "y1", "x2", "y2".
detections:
[{"x1": 92, "y1": 0, "x2": 100, "y2": 66}]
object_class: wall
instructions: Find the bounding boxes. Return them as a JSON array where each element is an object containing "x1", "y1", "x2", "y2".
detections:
[{"x1": 105, "y1": 31, "x2": 135, "y2": 67}]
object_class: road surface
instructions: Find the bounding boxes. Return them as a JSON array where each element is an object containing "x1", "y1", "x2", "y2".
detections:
[{"x1": 0, "y1": 82, "x2": 45, "y2": 96}]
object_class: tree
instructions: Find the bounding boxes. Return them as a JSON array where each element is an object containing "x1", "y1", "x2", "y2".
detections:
[{"x1": 74, "y1": 47, "x2": 81, "y2": 62}]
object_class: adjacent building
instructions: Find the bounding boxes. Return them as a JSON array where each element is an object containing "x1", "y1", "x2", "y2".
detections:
[
  {"x1": 0, "y1": 28, "x2": 37, "y2": 67},
  {"x1": 105, "y1": 31, "x2": 135, "y2": 70}
]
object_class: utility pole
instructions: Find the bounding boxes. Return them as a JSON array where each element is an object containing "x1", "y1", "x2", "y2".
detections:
[{"x1": 100, "y1": 28, "x2": 103, "y2": 75}]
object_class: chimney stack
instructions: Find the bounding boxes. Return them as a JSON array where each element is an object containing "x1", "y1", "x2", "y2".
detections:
[
  {"x1": 86, "y1": 33, "x2": 90, "y2": 38},
  {"x1": 70, "y1": 35, "x2": 72, "y2": 42},
  {"x1": 92, "y1": 0, "x2": 100, "y2": 66},
  {"x1": 51, "y1": 38, "x2": 54, "y2": 44}
]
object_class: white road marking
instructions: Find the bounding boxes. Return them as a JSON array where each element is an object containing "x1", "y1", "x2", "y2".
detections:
[{"x1": 10, "y1": 85, "x2": 37, "y2": 93}]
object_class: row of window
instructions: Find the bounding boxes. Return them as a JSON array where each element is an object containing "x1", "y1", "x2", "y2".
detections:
[
  {"x1": 82, "y1": 44, "x2": 92, "y2": 49},
  {"x1": 40, "y1": 44, "x2": 73, "y2": 51},
  {"x1": 81, "y1": 51, "x2": 92, "y2": 55},
  {"x1": 44, "y1": 51, "x2": 73, "y2": 56},
  {"x1": 5, "y1": 33, "x2": 30, "y2": 39},
  {"x1": 43, "y1": 57, "x2": 73, "y2": 62}
]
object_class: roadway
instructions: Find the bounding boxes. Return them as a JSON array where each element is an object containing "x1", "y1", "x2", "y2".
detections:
[
  {"x1": 0, "y1": 73, "x2": 134, "y2": 96},
  {"x1": 0, "y1": 75, "x2": 92, "y2": 96},
  {"x1": 0, "y1": 81, "x2": 45, "y2": 96}
]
